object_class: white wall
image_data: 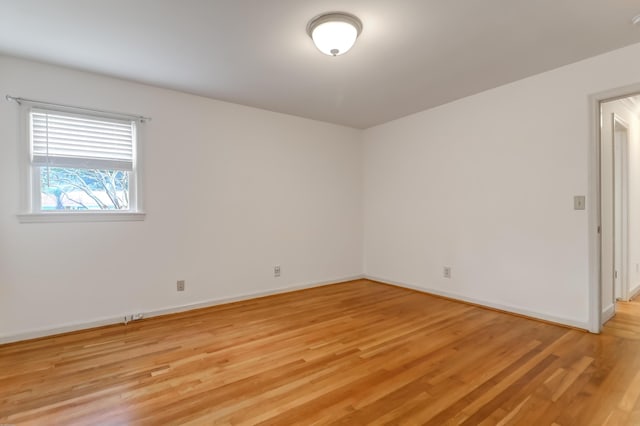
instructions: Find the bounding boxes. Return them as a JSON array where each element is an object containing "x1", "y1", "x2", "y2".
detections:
[
  {"x1": 0, "y1": 55, "x2": 363, "y2": 342},
  {"x1": 363, "y1": 42, "x2": 640, "y2": 329},
  {"x1": 7, "y1": 41, "x2": 640, "y2": 341}
]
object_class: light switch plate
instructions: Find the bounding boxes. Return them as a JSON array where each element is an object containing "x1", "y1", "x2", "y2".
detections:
[{"x1": 574, "y1": 195, "x2": 586, "y2": 210}]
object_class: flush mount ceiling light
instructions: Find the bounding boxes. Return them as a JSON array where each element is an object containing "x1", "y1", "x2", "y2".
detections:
[
  {"x1": 307, "y1": 12, "x2": 363, "y2": 56},
  {"x1": 634, "y1": 14, "x2": 640, "y2": 25}
]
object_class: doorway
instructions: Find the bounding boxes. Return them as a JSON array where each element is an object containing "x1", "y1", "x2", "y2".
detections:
[{"x1": 600, "y1": 95, "x2": 640, "y2": 325}]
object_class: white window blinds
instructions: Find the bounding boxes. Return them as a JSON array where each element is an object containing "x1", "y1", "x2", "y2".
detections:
[{"x1": 30, "y1": 109, "x2": 135, "y2": 171}]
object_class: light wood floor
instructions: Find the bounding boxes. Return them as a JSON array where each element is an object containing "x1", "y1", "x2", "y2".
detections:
[{"x1": 2, "y1": 280, "x2": 640, "y2": 425}]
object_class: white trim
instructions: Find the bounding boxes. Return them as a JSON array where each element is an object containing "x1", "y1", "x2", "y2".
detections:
[
  {"x1": 602, "y1": 303, "x2": 616, "y2": 324},
  {"x1": 0, "y1": 315, "x2": 128, "y2": 345},
  {"x1": 144, "y1": 275, "x2": 363, "y2": 319},
  {"x1": 629, "y1": 284, "x2": 640, "y2": 300},
  {"x1": 365, "y1": 275, "x2": 590, "y2": 331},
  {"x1": 0, "y1": 275, "x2": 364, "y2": 344},
  {"x1": 17, "y1": 101, "x2": 33, "y2": 213},
  {"x1": 619, "y1": 98, "x2": 639, "y2": 116},
  {"x1": 17, "y1": 211, "x2": 146, "y2": 223},
  {"x1": 588, "y1": 91, "x2": 603, "y2": 333}
]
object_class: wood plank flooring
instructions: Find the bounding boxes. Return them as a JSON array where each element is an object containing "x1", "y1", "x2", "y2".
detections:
[{"x1": 1, "y1": 279, "x2": 640, "y2": 425}]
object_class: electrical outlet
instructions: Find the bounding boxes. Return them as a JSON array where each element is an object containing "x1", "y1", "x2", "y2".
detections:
[
  {"x1": 177, "y1": 280, "x2": 185, "y2": 291},
  {"x1": 124, "y1": 313, "x2": 144, "y2": 324},
  {"x1": 274, "y1": 265, "x2": 281, "y2": 278},
  {"x1": 443, "y1": 266, "x2": 451, "y2": 279}
]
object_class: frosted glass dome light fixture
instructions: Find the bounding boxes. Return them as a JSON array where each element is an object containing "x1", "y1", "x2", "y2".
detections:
[{"x1": 307, "y1": 12, "x2": 363, "y2": 56}]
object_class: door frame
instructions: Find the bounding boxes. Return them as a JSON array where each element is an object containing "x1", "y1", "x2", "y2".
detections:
[
  {"x1": 589, "y1": 83, "x2": 640, "y2": 333},
  {"x1": 613, "y1": 114, "x2": 630, "y2": 302}
]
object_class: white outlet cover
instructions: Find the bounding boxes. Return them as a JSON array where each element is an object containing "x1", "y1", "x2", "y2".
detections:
[{"x1": 444, "y1": 267, "x2": 451, "y2": 278}]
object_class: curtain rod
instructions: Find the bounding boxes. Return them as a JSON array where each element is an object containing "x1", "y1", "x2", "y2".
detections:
[{"x1": 5, "y1": 95, "x2": 152, "y2": 122}]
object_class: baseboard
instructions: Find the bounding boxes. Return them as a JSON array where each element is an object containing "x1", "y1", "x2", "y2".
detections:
[
  {"x1": 602, "y1": 303, "x2": 616, "y2": 324},
  {"x1": 143, "y1": 275, "x2": 364, "y2": 320},
  {"x1": 629, "y1": 284, "x2": 640, "y2": 300},
  {"x1": 0, "y1": 315, "x2": 131, "y2": 346},
  {"x1": 364, "y1": 274, "x2": 590, "y2": 331},
  {"x1": 0, "y1": 274, "x2": 364, "y2": 345}
]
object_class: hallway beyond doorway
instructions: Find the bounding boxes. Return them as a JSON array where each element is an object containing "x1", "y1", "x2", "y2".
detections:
[{"x1": 603, "y1": 293, "x2": 640, "y2": 339}]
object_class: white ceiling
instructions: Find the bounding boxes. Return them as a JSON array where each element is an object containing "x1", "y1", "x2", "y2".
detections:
[{"x1": 1, "y1": 1, "x2": 640, "y2": 129}]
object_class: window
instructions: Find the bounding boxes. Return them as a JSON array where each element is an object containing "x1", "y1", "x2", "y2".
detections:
[{"x1": 19, "y1": 107, "x2": 144, "y2": 222}]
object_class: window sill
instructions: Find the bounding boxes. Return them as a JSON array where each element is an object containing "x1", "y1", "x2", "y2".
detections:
[{"x1": 17, "y1": 211, "x2": 146, "y2": 223}]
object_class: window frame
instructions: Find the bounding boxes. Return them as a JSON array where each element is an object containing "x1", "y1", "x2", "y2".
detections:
[{"x1": 17, "y1": 103, "x2": 146, "y2": 223}]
